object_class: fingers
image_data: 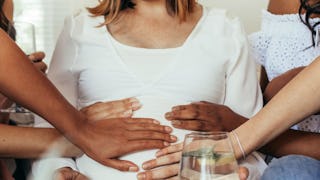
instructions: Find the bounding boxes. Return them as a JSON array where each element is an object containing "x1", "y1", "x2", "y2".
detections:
[
  {"x1": 238, "y1": 166, "x2": 249, "y2": 180},
  {"x1": 81, "y1": 98, "x2": 141, "y2": 121},
  {"x1": 155, "y1": 143, "x2": 183, "y2": 157},
  {"x1": 171, "y1": 120, "x2": 210, "y2": 131},
  {"x1": 142, "y1": 151, "x2": 181, "y2": 170},
  {"x1": 124, "y1": 118, "x2": 160, "y2": 125},
  {"x1": 167, "y1": 176, "x2": 179, "y2": 180},
  {"x1": 28, "y1": 51, "x2": 45, "y2": 62},
  {"x1": 127, "y1": 140, "x2": 171, "y2": 152},
  {"x1": 103, "y1": 159, "x2": 139, "y2": 172},
  {"x1": 127, "y1": 131, "x2": 176, "y2": 143},
  {"x1": 33, "y1": 62, "x2": 47, "y2": 73},
  {"x1": 28, "y1": 51, "x2": 47, "y2": 72},
  {"x1": 165, "y1": 104, "x2": 215, "y2": 121},
  {"x1": 137, "y1": 163, "x2": 180, "y2": 180},
  {"x1": 125, "y1": 122, "x2": 173, "y2": 133},
  {"x1": 53, "y1": 167, "x2": 89, "y2": 180}
]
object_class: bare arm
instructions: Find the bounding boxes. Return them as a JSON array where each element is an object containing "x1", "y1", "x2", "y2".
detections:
[
  {"x1": 0, "y1": 125, "x2": 80, "y2": 158},
  {"x1": 259, "y1": 66, "x2": 269, "y2": 94},
  {"x1": 259, "y1": 66, "x2": 320, "y2": 159},
  {"x1": 233, "y1": 56, "x2": 320, "y2": 159},
  {"x1": 0, "y1": 30, "x2": 175, "y2": 170},
  {"x1": 0, "y1": 29, "x2": 84, "y2": 139}
]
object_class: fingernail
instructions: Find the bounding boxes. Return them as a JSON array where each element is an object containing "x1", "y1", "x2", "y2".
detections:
[
  {"x1": 132, "y1": 101, "x2": 142, "y2": 108},
  {"x1": 164, "y1": 142, "x2": 170, "y2": 146},
  {"x1": 153, "y1": 120, "x2": 160, "y2": 124},
  {"x1": 129, "y1": 97, "x2": 139, "y2": 103},
  {"x1": 137, "y1": 173, "x2": 146, "y2": 180},
  {"x1": 142, "y1": 163, "x2": 149, "y2": 169},
  {"x1": 165, "y1": 112, "x2": 172, "y2": 118},
  {"x1": 170, "y1": 135, "x2": 177, "y2": 141},
  {"x1": 172, "y1": 121, "x2": 181, "y2": 125},
  {"x1": 129, "y1": 166, "x2": 138, "y2": 172},
  {"x1": 123, "y1": 110, "x2": 132, "y2": 116},
  {"x1": 172, "y1": 106, "x2": 180, "y2": 111},
  {"x1": 165, "y1": 126, "x2": 172, "y2": 132}
]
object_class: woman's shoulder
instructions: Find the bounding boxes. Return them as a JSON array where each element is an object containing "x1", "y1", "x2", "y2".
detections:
[
  {"x1": 64, "y1": 9, "x2": 103, "y2": 28},
  {"x1": 203, "y1": 6, "x2": 245, "y2": 36},
  {"x1": 61, "y1": 9, "x2": 107, "y2": 43},
  {"x1": 268, "y1": 0, "x2": 300, "y2": 14}
]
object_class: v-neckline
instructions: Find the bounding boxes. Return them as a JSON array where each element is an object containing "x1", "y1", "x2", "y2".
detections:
[{"x1": 103, "y1": 6, "x2": 208, "y2": 88}]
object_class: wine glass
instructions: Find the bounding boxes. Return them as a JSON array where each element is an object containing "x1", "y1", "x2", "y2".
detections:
[
  {"x1": 179, "y1": 132, "x2": 239, "y2": 180},
  {"x1": 0, "y1": 21, "x2": 36, "y2": 124},
  {"x1": 14, "y1": 21, "x2": 36, "y2": 55}
]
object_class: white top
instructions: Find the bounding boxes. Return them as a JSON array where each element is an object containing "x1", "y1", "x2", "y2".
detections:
[
  {"x1": 33, "y1": 7, "x2": 266, "y2": 180},
  {"x1": 249, "y1": 10, "x2": 320, "y2": 133},
  {"x1": 111, "y1": 36, "x2": 177, "y2": 84}
]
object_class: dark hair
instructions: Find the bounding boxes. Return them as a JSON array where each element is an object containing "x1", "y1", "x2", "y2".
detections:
[
  {"x1": 299, "y1": 0, "x2": 320, "y2": 46},
  {"x1": 0, "y1": 0, "x2": 16, "y2": 40}
]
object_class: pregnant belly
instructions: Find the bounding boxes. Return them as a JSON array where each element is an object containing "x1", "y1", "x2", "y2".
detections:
[{"x1": 76, "y1": 95, "x2": 191, "y2": 180}]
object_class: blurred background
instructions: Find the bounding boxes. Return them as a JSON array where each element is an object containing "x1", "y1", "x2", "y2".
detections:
[{"x1": 13, "y1": 0, "x2": 268, "y2": 63}]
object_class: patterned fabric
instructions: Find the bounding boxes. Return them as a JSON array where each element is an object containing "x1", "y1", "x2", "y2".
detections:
[{"x1": 249, "y1": 10, "x2": 320, "y2": 133}]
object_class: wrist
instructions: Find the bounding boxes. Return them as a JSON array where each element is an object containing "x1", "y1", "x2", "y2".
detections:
[
  {"x1": 56, "y1": 110, "x2": 88, "y2": 150},
  {"x1": 222, "y1": 106, "x2": 247, "y2": 131}
]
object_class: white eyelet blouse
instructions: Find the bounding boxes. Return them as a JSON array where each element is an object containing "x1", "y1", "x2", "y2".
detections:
[{"x1": 249, "y1": 10, "x2": 320, "y2": 133}]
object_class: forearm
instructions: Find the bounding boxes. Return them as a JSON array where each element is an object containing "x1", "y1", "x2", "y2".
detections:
[
  {"x1": 233, "y1": 57, "x2": 320, "y2": 159},
  {"x1": 0, "y1": 125, "x2": 60, "y2": 158},
  {"x1": 259, "y1": 129, "x2": 320, "y2": 160},
  {"x1": 263, "y1": 68, "x2": 302, "y2": 103},
  {"x1": 0, "y1": 30, "x2": 85, "y2": 140},
  {"x1": 0, "y1": 125, "x2": 81, "y2": 158}
]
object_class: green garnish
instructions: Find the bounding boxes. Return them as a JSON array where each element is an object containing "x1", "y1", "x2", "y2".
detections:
[{"x1": 182, "y1": 147, "x2": 221, "y2": 161}]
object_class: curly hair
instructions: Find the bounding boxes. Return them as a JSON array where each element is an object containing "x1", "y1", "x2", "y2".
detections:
[
  {"x1": 88, "y1": 0, "x2": 196, "y2": 25},
  {"x1": 299, "y1": 0, "x2": 320, "y2": 46},
  {"x1": 0, "y1": 0, "x2": 15, "y2": 40}
]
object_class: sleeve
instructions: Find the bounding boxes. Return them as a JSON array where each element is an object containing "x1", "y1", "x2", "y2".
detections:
[
  {"x1": 248, "y1": 31, "x2": 271, "y2": 66},
  {"x1": 32, "y1": 15, "x2": 79, "y2": 177},
  {"x1": 224, "y1": 18, "x2": 263, "y2": 118}
]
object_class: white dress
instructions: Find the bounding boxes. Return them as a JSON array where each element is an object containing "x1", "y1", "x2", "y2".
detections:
[
  {"x1": 32, "y1": 7, "x2": 266, "y2": 180},
  {"x1": 249, "y1": 10, "x2": 320, "y2": 133}
]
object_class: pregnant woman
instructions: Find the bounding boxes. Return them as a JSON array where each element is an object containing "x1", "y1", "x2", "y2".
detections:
[{"x1": 32, "y1": 0, "x2": 265, "y2": 179}]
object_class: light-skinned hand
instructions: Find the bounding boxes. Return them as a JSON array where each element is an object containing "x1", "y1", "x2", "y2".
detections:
[
  {"x1": 138, "y1": 143, "x2": 249, "y2": 180},
  {"x1": 53, "y1": 167, "x2": 89, "y2": 180}
]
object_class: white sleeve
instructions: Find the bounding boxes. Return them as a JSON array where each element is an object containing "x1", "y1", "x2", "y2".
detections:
[
  {"x1": 32, "y1": 15, "x2": 79, "y2": 177},
  {"x1": 224, "y1": 18, "x2": 263, "y2": 118},
  {"x1": 34, "y1": 14, "x2": 78, "y2": 127},
  {"x1": 223, "y1": 18, "x2": 267, "y2": 180}
]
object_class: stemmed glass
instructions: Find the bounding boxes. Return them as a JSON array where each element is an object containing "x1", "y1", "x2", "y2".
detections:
[
  {"x1": 0, "y1": 22, "x2": 36, "y2": 123},
  {"x1": 179, "y1": 132, "x2": 239, "y2": 180}
]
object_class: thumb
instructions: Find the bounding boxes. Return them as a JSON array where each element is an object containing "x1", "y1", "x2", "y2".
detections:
[
  {"x1": 103, "y1": 159, "x2": 139, "y2": 172},
  {"x1": 238, "y1": 166, "x2": 249, "y2": 180}
]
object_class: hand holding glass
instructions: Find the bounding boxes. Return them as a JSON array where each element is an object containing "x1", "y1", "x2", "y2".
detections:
[{"x1": 179, "y1": 132, "x2": 239, "y2": 180}]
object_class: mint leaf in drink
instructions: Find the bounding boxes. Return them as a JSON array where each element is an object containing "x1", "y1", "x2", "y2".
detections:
[{"x1": 182, "y1": 147, "x2": 221, "y2": 161}]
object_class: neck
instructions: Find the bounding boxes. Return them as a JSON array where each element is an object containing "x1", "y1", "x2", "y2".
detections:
[{"x1": 132, "y1": 0, "x2": 171, "y2": 17}]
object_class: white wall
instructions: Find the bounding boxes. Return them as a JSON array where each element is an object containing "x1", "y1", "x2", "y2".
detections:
[{"x1": 199, "y1": 0, "x2": 268, "y2": 33}]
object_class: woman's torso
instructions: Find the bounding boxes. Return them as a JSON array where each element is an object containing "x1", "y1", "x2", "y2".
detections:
[{"x1": 49, "y1": 6, "x2": 263, "y2": 179}]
